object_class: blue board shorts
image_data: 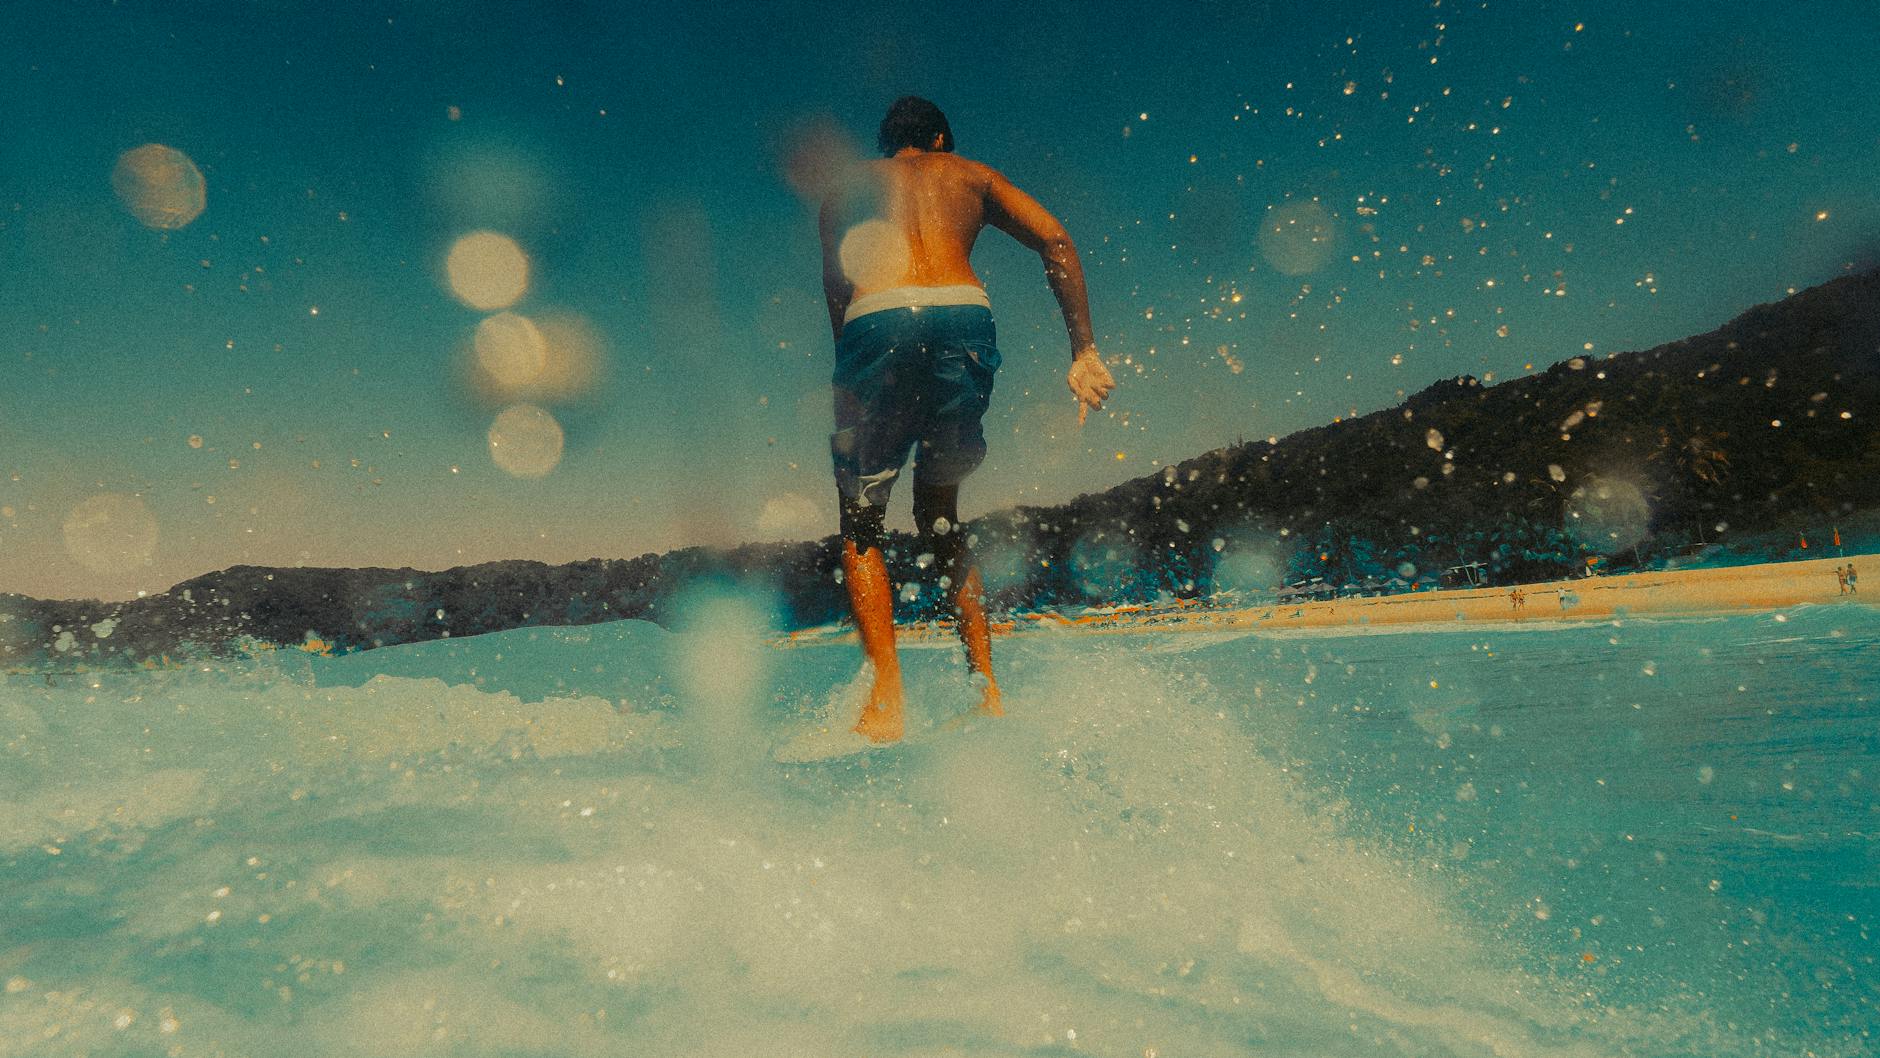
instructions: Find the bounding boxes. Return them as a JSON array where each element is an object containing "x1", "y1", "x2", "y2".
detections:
[{"x1": 831, "y1": 302, "x2": 1001, "y2": 508}]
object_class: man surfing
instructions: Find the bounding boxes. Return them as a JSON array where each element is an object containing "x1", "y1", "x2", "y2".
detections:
[{"x1": 820, "y1": 96, "x2": 1115, "y2": 743}]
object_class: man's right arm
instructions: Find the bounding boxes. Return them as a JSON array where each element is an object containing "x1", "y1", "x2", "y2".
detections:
[{"x1": 982, "y1": 166, "x2": 1115, "y2": 419}]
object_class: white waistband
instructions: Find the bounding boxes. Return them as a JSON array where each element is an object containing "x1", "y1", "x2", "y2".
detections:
[{"x1": 844, "y1": 284, "x2": 991, "y2": 324}]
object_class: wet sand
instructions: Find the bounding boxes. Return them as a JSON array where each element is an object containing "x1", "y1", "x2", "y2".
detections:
[{"x1": 785, "y1": 554, "x2": 1875, "y2": 645}]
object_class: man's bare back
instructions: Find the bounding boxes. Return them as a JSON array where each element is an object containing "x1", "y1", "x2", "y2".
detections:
[{"x1": 840, "y1": 152, "x2": 990, "y2": 295}]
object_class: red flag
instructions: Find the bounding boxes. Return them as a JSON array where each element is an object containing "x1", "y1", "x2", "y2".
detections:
[
  {"x1": 1799, "y1": 533, "x2": 1808, "y2": 549},
  {"x1": 1834, "y1": 527, "x2": 1842, "y2": 547}
]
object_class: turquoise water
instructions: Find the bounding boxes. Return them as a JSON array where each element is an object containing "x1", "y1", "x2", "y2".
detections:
[{"x1": 2, "y1": 598, "x2": 1874, "y2": 1056}]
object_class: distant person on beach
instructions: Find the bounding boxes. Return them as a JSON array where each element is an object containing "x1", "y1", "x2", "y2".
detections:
[
  {"x1": 1848, "y1": 564, "x2": 1860, "y2": 595},
  {"x1": 1510, "y1": 587, "x2": 1526, "y2": 613},
  {"x1": 1838, "y1": 566, "x2": 1850, "y2": 595},
  {"x1": 819, "y1": 96, "x2": 1117, "y2": 742}
]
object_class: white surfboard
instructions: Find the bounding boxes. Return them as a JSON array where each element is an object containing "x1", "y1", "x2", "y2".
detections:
[{"x1": 771, "y1": 707, "x2": 990, "y2": 763}]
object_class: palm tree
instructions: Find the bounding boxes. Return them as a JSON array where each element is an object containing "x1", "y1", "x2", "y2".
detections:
[{"x1": 1649, "y1": 420, "x2": 1730, "y2": 485}]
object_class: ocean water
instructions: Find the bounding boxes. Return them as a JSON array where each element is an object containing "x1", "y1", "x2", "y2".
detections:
[{"x1": 2, "y1": 595, "x2": 1874, "y2": 1057}]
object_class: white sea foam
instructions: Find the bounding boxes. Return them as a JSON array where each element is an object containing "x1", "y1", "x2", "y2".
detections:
[{"x1": 1, "y1": 607, "x2": 1861, "y2": 1057}]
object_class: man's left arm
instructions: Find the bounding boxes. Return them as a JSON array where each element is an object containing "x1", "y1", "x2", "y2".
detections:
[{"x1": 819, "y1": 197, "x2": 852, "y2": 342}]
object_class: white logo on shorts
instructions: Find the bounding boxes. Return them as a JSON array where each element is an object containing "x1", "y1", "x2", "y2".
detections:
[{"x1": 854, "y1": 467, "x2": 898, "y2": 507}]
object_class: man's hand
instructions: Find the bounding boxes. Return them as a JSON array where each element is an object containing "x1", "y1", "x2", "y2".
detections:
[{"x1": 1068, "y1": 347, "x2": 1116, "y2": 425}]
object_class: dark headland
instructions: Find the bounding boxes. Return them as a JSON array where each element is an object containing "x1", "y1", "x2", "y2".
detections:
[{"x1": 5, "y1": 269, "x2": 1876, "y2": 668}]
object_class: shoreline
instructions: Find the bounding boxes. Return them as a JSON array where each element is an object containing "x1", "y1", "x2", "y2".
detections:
[
  {"x1": 785, "y1": 553, "x2": 1875, "y2": 646},
  {"x1": 8, "y1": 556, "x2": 1869, "y2": 673}
]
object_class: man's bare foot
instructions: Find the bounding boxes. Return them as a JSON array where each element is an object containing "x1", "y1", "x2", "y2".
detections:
[
  {"x1": 976, "y1": 678, "x2": 1004, "y2": 717},
  {"x1": 853, "y1": 683, "x2": 905, "y2": 742},
  {"x1": 853, "y1": 707, "x2": 903, "y2": 742}
]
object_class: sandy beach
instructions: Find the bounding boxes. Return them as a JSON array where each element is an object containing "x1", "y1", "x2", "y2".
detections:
[{"x1": 784, "y1": 553, "x2": 1876, "y2": 646}]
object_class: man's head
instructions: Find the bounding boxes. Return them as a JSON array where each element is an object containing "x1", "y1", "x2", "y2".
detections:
[{"x1": 878, "y1": 96, "x2": 954, "y2": 156}]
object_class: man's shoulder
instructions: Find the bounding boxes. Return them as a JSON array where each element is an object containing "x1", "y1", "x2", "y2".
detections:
[
  {"x1": 925, "y1": 154, "x2": 1009, "y2": 200},
  {"x1": 941, "y1": 153, "x2": 999, "y2": 180},
  {"x1": 822, "y1": 154, "x2": 1002, "y2": 208}
]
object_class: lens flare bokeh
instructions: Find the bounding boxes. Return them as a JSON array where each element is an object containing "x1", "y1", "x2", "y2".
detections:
[
  {"x1": 486, "y1": 403, "x2": 565, "y2": 478},
  {"x1": 473, "y1": 312, "x2": 550, "y2": 390},
  {"x1": 780, "y1": 119, "x2": 861, "y2": 205},
  {"x1": 111, "y1": 144, "x2": 206, "y2": 230},
  {"x1": 61, "y1": 493, "x2": 159, "y2": 575},
  {"x1": 1258, "y1": 199, "x2": 1338, "y2": 275},
  {"x1": 1565, "y1": 477, "x2": 1654, "y2": 555},
  {"x1": 837, "y1": 219, "x2": 910, "y2": 289},
  {"x1": 754, "y1": 492, "x2": 823, "y2": 542},
  {"x1": 445, "y1": 231, "x2": 531, "y2": 311}
]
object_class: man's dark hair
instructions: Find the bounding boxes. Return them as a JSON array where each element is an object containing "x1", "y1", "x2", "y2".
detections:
[{"x1": 878, "y1": 96, "x2": 954, "y2": 157}]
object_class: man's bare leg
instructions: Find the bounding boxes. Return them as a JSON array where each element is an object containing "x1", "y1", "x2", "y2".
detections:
[
  {"x1": 842, "y1": 539, "x2": 905, "y2": 742},
  {"x1": 951, "y1": 564, "x2": 1003, "y2": 715},
  {"x1": 915, "y1": 481, "x2": 1002, "y2": 717}
]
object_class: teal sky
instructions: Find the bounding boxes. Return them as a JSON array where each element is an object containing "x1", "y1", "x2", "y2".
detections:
[{"x1": 3, "y1": 0, "x2": 1876, "y2": 600}]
